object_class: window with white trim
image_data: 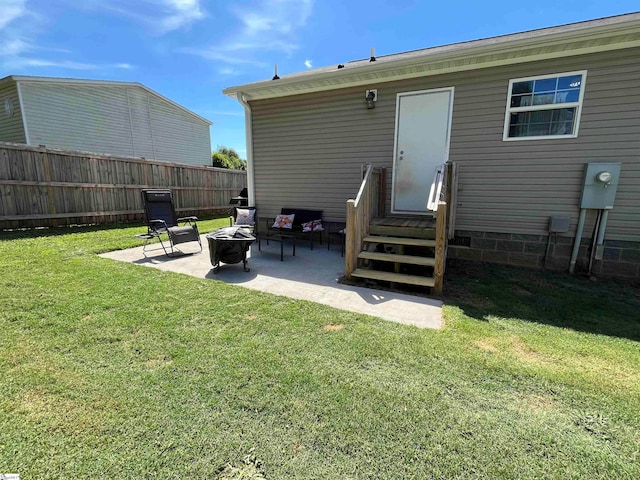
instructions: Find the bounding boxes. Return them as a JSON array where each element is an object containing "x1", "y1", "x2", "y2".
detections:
[{"x1": 503, "y1": 71, "x2": 587, "y2": 140}]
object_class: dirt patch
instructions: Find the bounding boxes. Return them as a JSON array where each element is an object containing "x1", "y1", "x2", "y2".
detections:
[
  {"x1": 474, "y1": 338, "x2": 498, "y2": 352},
  {"x1": 510, "y1": 336, "x2": 552, "y2": 365},
  {"x1": 143, "y1": 356, "x2": 173, "y2": 369},
  {"x1": 520, "y1": 394, "x2": 555, "y2": 412},
  {"x1": 322, "y1": 323, "x2": 344, "y2": 331},
  {"x1": 18, "y1": 389, "x2": 103, "y2": 434}
]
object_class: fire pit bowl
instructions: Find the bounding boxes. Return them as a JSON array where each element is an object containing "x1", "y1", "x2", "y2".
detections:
[{"x1": 206, "y1": 227, "x2": 255, "y2": 273}]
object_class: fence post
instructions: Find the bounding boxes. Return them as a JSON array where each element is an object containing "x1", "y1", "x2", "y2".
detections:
[{"x1": 40, "y1": 149, "x2": 57, "y2": 219}]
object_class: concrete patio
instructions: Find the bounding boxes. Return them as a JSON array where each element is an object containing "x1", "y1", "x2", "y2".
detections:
[{"x1": 100, "y1": 234, "x2": 442, "y2": 329}]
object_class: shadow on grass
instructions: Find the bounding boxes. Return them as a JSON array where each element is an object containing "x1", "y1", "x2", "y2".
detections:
[
  {"x1": 443, "y1": 260, "x2": 640, "y2": 342},
  {"x1": 0, "y1": 215, "x2": 229, "y2": 242},
  {"x1": 0, "y1": 222, "x2": 142, "y2": 241}
]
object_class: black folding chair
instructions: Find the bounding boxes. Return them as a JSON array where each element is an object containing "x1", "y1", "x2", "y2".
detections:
[{"x1": 138, "y1": 189, "x2": 202, "y2": 257}]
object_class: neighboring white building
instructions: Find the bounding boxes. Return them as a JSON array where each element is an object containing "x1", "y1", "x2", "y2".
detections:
[{"x1": 0, "y1": 75, "x2": 212, "y2": 166}]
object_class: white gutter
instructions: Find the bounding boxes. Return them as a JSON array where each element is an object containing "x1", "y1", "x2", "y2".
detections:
[
  {"x1": 223, "y1": 14, "x2": 640, "y2": 101},
  {"x1": 236, "y1": 92, "x2": 255, "y2": 207}
]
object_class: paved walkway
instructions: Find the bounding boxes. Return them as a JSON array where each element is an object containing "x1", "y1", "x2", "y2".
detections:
[{"x1": 100, "y1": 234, "x2": 442, "y2": 329}]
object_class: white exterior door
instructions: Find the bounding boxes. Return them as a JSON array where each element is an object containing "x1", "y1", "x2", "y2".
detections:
[{"x1": 392, "y1": 88, "x2": 454, "y2": 214}]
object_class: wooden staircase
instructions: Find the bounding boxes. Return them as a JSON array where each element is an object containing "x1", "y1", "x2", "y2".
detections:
[
  {"x1": 345, "y1": 164, "x2": 448, "y2": 294},
  {"x1": 351, "y1": 218, "x2": 439, "y2": 289}
]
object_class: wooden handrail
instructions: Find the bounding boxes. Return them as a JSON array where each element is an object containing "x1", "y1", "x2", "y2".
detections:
[
  {"x1": 346, "y1": 164, "x2": 381, "y2": 279},
  {"x1": 433, "y1": 201, "x2": 448, "y2": 294}
]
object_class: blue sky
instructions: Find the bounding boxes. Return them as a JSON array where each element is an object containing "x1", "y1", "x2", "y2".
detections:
[{"x1": 0, "y1": 0, "x2": 637, "y2": 159}]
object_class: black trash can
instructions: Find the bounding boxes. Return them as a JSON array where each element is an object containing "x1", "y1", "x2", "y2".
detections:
[{"x1": 206, "y1": 227, "x2": 255, "y2": 273}]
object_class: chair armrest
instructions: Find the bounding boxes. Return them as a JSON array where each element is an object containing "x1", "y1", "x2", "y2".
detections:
[
  {"x1": 177, "y1": 216, "x2": 198, "y2": 223},
  {"x1": 327, "y1": 221, "x2": 346, "y2": 232},
  {"x1": 149, "y1": 219, "x2": 168, "y2": 231}
]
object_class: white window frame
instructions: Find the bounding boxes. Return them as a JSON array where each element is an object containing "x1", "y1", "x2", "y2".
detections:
[{"x1": 502, "y1": 70, "x2": 588, "y2": 141}]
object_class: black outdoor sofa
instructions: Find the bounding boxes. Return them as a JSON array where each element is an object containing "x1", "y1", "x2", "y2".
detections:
[{"x1": 258, "y1": 208, "x2": 324, "y2": 260}]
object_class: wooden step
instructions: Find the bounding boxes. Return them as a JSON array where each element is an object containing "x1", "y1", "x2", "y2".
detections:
[
  {"x1": 369, "y1": 224, "x2": 436, "y2": 239},
  {"x1": 363, "y1": 235, "x2": 436, "y2": 247},
  {"x1": 358, "y1": 251, "x2": 435, "y2": 266},
  {"x1": 351, "y1": 268, "x2": 435, "y2": 287}
]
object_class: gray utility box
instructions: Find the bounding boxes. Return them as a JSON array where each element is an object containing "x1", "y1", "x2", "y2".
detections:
[
  {"x1": 580, "y1": 162, "x2": 622, "y2": 209},
  {"x1": 549, "y1": 216, "x2": 571, "y2": 233}
]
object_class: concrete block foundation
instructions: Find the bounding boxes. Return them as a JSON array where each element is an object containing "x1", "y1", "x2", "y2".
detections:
[{"x1": 448, "y1": 230, "x2": 640, "y2": 280}]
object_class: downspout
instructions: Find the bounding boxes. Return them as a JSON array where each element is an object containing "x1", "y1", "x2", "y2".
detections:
[
  {"x1": 594, "y1": 209, "x2": 609, "y2": 260},
  {"x1": 236, "y1": 92, "x2": 255, "y2": 207},
  {"x1": 569, "y1": 208, "x2": 587, "y2": 274}
]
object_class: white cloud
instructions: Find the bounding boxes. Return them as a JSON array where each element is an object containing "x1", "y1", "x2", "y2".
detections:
[
  {"x1": 0, "y1": 0, "x2": 27, "y2": 30},
  {"x1": 304, "y1": 59, "x2": 312, "y2": 68},
  {"x1": 0, "y1": 38, "x2": 30, "y2": 57},
  {"x1": 232, "y1": 0, "x2": 313, "y2": 37},
  {"x1": 184, "y1": 0, "x2": 314, "y2": 72},
  {"x1": 219, "y1": 67, "x2": 238, "y2": 76},
  {"x1": 158, "y1": 0, "x2": 204, "y2": 33},
  {"x1": 0, "y1": 1, "x2": 137, "y2": 73},
  {"x1": 77, "y1": 0, "x2": 205, "y2": 34},
  {"x1": 3, "y1": 57, "x2": 136, "y2": 71},
  {"x1": 181, "y1": 48, "x2": 267, "y2": 67}
]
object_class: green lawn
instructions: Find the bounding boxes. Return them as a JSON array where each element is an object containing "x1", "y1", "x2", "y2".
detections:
[{"x1": 1, "y1": 221, "x2": 639, "y2": 479}]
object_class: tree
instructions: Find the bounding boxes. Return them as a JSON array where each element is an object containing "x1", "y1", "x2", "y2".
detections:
[{"x1": 212, "y1": 146, "x2": 247, "y2": 170}]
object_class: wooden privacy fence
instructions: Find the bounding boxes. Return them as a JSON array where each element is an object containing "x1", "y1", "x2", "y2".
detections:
[{"x1": 0, "y1": 142, "x2": 247, "y2": 229}]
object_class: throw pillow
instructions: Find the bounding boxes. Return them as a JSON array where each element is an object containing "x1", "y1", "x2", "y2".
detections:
[
  {"x1": 235, "y1": 208, "x2": 256, "y2": 226},
  {"x1": 272, "y1": 213, "x2": 295, "y2": 229},
  {"x1": 302, "y1": 219, "x2": 323, "y2": 232}
]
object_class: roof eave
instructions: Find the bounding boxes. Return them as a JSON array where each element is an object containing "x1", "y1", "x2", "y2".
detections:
[
  {"x1": 223, "y1": 15, "x2": 640, "y2": 101},
  {"x1": 3, "y1": 75, "x2": 212, "y2": 125}
]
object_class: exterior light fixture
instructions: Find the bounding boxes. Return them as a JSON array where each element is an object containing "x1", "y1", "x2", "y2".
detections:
[{"x1": 365, "y1": 90, "x2": 377, "y2": 109}]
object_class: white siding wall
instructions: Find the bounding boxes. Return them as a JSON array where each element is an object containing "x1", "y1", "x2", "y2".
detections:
[
  {"x1": 0, "y1": 83, "x2": 26, "y2": 143},
  {"x1": 148, "y1": 95, "x2": 211, "y2": 166},
  {"x1": 126, "y1": 88, "x2": 155, "y2": 159},
  {"x1": 19, "y1": 82, "x2": 211, "y2": 166},
  {"x1": 250, "y1": 47, "x2": 640, "y2": 241}
]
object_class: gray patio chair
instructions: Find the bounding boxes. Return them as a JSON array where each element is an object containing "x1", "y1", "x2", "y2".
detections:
[{"x1": 138, "y1": 189, "x2": 202, "y2": 257}]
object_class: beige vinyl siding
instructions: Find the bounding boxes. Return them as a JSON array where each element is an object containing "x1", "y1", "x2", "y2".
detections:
[
  {"x1": 250, "y1": 47, "x2": 640, "y2": 240},
  {"x1": 0, "y1": 83, "x2": 26, "y2": 143},
  {"x1": 447, "y1": 49, "x2": 640, "y2": 241},
  {"x1": 19, "y1": 82, "x2": 210, "y2": 166},
  {"x1": 251, "y1": 88, "x2": 396, "y2": 221}
]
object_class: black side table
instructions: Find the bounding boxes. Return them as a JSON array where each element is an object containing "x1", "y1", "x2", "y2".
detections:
[
  {"x1": 327, "y1": 222, "x2": 346, "y2": 257},
  {"x1": 258, "y1": 233, "x2": 296, "y2": 261}
]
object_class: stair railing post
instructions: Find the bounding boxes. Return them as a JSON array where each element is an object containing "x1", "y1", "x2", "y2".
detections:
[
  {"x1": 346, "y1": 163, "x2": 376, "y2": 280},
  {"x1": 345, "y1": 199, "x2": 357, "y2": 279},
  {"x1": 433, "y1": 201, "x2": 448, "y2": 294}
]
